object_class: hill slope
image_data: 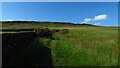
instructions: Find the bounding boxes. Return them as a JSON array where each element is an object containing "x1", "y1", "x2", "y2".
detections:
[{"x1": 1, "y1": 21, "x2": 119, "y2": 66}]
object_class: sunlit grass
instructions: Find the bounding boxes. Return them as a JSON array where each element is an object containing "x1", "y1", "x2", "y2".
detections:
[
  {"x1": 51, "y1": 28, "x2": 118, "y2": 66},
  {"x1": 2, "y1": 23, "x2": 118, "y2": 66},
  {"x1": 0, "y1": 32, "x2": 17, "y2": 33}
]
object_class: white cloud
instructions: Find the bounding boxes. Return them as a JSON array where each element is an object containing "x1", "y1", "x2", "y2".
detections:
[
  {"x1": 82, "y1": 18, "x2": 92, "y2": 24},
  {"x1": 81, "y1": 14, "x2": 108, "y2": 24},
  {"x1": 6, "y1": 20, "x2": 13, "y2": 21},
  {"x1": 93, "y1": 22, "x2": 101, "y2": 25},
  {"x1": 84, "y1": 18, "x2": 92, "y2": 22},
  {"x1": 93, "y1": 15, "x2": 108, "y2": 21}
]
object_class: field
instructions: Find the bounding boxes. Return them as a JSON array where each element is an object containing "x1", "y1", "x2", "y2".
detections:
[
  {"x1": 51, "y1": 28, "x2": 118, "y2": 66},
  {"x1": 2, "y1": 22, "x2": 119, "y2": 67}
]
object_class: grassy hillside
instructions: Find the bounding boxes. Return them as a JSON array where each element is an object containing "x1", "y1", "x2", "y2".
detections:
[
  {"x1": 2, "y1": 22, "x2": 119, "y2": 66},
  {"x1": 51, "y1": 28, "x2": 118, "y2": 66},
  {"x1": 1, "y1": 21, "x2": 96, "y2": 29}
]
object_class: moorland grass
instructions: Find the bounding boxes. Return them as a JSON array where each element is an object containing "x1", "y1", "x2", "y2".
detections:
[
  {"x1": 50, "y1": 28, "x2": 118, "y2": 66},
  {"x1": 2, "y1": 23, "x2": 119, "y2": 66}
]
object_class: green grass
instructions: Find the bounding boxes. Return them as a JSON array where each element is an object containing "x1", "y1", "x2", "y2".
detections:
[
  {"x1": 2, "y1": 23, "x2": 119, "y2": 66},
  {"x1": 0, "y1": 31, "x2": 34, "y2": 33},
  {"x1": 50, "y1": 28, "x2": 118, "y2": 66},
  {"x1": 1, "y1": 23, "x2": 95, "y2": 29},
  {"x1": 0, "y1": 32, "x2": 17, "y2": 33}
]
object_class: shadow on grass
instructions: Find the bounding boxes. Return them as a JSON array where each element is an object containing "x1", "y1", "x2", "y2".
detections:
[{"x1": 2, "y1": 32, "x2": 53, "y2": 68}]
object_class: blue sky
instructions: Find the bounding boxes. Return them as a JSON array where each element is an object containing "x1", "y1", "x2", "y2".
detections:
[{"x1": 2, "y1": 2, "x2": 118, "y2": 26}]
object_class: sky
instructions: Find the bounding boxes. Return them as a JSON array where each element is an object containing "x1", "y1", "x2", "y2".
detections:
[{"x1": 2, "y1": 2, "x2": 118, "y2": 26}]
